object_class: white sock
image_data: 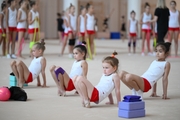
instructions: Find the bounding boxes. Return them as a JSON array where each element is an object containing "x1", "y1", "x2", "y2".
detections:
[
  {"x1": 132, "y1": 88, "x2": 137, "y2": 95},
  {"x1": 136, "y1": 90, "x2": 143, "y2": 100}
]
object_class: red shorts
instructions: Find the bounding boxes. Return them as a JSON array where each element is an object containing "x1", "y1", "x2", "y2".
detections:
[
  {"x1": 17, "y1": 28, "x2": 26, "y2": 32},
  {"x1": 25, "y1": 72, "x2": 33, "y2": 83},
  {"x1": 142, "y1": 29, "x2": 151, "y2": 33},
  {"x1": 129, "y1": 33, "x2": 137, "y2": 37},
  {"x1": 65, "y1": 79, "x2": 75, "y2": 91},
  {"x1": 87, "y1": 30, "x2": 95, "y2": 35},
  {"x1": 0, "y1": 29, "x2": 6, "y2": 33},
  {"x1": 90, "y1": 87, "x2": 99, "y2": 102},
  {"x1": 28, "y1": 28, "x2": 39, "y2": 34},
  {"x1": 68, "y1": 30, "x2": 73, "y2": 34},
  {"x1": 64, "y1": 33, "x2": 68, "y2": 36},
  {"x1": 9, "y1": 27, "x2": 17, "y2": 32},
  {"x1": 80, "y1": 32, "x2": 85, "y2": 37},
  {"x1": 143, "y1": 78, "x2": 151, "y2": 92},
  {"x1": 168, "y1": 27, "x2": 179, "y2": 31}
]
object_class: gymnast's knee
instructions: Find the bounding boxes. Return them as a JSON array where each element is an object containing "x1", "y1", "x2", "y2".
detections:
[
  {"x1": 133, "y1": 41, "x2": 136, "y2": 47},
  {"x1": 10, "y1": 60, "x2": 16, "y2": 67}
]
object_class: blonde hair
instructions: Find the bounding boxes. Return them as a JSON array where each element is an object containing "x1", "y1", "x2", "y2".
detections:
[{"x1": 157, "y1": 0, "x2": 167, "y2": 8}]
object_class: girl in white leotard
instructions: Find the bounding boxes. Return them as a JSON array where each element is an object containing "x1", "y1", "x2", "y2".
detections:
[
  {"x1": 16, "y1": 0, "x2": 28, "y2": 58},
  {"x1": 10, "y1": 39, "x2": 47, "y2": 88},
  {"x1": 77, "y1": 6, "x2": 86, "y2": 43},
  {"x1": 73, "y1": 52, "x2": 121, "y2": 108},
  {"x1": 120, "y1": 42, "x2": 171, "y2": 100}
]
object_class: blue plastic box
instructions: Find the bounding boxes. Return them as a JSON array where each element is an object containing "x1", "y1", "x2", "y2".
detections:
[
  {"x1": 9, "y1": 75, "x2": 17, "y2": 86},
  {"x1": 9, "y1": 75, "x2": 28, "y2": 87},
  {"x1": 118, "y1": 109, "x2": 145, "y2": 118},
  {"x1": 119, "y1": 101, "x2": 145, "y2": 110},
  {"x1": 110, "y1": 32, "x2": 120, "y2": 39}
]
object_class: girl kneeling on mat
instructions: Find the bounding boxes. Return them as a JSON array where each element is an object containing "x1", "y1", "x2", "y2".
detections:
[
  {"x1": 10, "y1": 39, "x2": 47, "y2": 88},
  {"x1": 50, "y1": 44, "x2": 88, "y2": 96},
  {"x1": 73, "y1": 52, "x2": 121, "y2": 108},
  {"x1": 120, "y1": 42, "x2": 171, "y2": 100}
]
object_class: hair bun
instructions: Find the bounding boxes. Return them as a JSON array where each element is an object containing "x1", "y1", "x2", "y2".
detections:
[
  {"x1": 144, "y1": 2, "x2": 150, "y2": 7},
  {"x1": 111, "y1": 51, "x2": 118, "y2": 57},
  {"x1": 40, "y1": 39, "x2": 45, "y2": 45},
  {"x1": 165, "y1": 42, "x2": 171, "y2": 51}
]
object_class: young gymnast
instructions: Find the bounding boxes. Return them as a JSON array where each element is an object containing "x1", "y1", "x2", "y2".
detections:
[
  {"x1": 50, "y1": 44, "x2": 88, "y2": 96},
  {"x1": 6, "y1": 0, "x2": 17, "y2": 59},
  {"x1": 168, "y1": 0, "x2": 179, "y2": 57},
  {"x1": 120, "y1": 42, "x2": 171, "y2": 100},
  {"x1": 16, "y1": 0, "x2": 28, "y2": 58},
  {"x1": 28, "y1": 1, "x2": 39, "y2": 57},
  {"x1": 121, "y1": 16, "x2": 126, "y2": 42},
  {"x1": 10, "y1": 39, "x2": 46, "y2": 88},
  {"x1": 85, "y1": 3, "x2": 95, "y2": 59},
  {"x1": 0, "y1": 1, "x2": 7, "y2": 57},
  {"x1": 60, "y1": 9, "x2": 70, "y2": 56},
  {"x1": 68, "y1": 4, "x2": 77, "y2": 58},
  {"x1": 77, "y1": 5, "x2": 86, "y2": 43},
  {"x1": 127, "y1": 10, "x2": 138, "y2": 55},
  {"x1": 102, "y1": 8, "x2": 114, "y2": 32},
  {"x1": 140, "y1": 2, "x2": 152, "y2": 56},
  {"x1": 57, "y1": 12, "x2": 64, "y2": 44},
  {"x1": 73, "y1": 52, "x2": 121, "y2": 108}
]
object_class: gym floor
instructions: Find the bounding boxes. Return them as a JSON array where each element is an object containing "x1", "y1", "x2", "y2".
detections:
[{"x1": 0, "y1": 39, "x2": 180, "y2": 120}]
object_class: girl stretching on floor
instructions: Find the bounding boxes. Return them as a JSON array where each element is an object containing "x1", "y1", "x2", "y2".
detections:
[
  {"x1": 50, "y1": 44, "x2": 88, "y2": 96},
  {"x1": 120, "y1": 42, "x2": 171, "y2": 100},
  {"x1": 73, "y1": 52, "x2": 121, "y2": 108},
  {"x1": 10, "y1": 39, "x2": 47, "y2": 88}
]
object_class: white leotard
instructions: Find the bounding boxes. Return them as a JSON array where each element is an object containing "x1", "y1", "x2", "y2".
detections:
[
  {"x1": 129, "y1": 18, "x2": 137, "y2": 33},
  {"x1": 142, "y1": 12, "x2": 152, "y2": 29},
  {"x1": 69, "y1": 60, "x2": 83, "y2": 79},
  {"x1": 28, "y1": 57, "x2": 42, "y2": 80},
  {"x1": 8, "y1": 7, "x2": 17, "y2": 27},
  {"x1": 28, "y1": 10, "x2": 39, "y2": 29},
  {"x1": 0, "y1": 11, "x2": 6, "y2": 29},
  {"x1": 169, "y1": 10, "x2": 180, "y2": 28},
  {"x1": 95, "y1": 74, "x2": 115, "y2": 104},
  {"x1": 64, "y1": 16, "x2": 69, "y2": 34},
  {"x1": 141, "y1": 60, "x2": 167, "y2": 87},
  {"x1": 69, "y1": 13, "x2": 77, "y2": 31},
  {"x1": 86, "y1": 13, "x2": 95, "y2": 31},
  {"x1": 80, "y1": 15, "x2": 85, "y2": 33},
  {"x1": 17, "y1": 8, "x2": 27, "y2": 29}
]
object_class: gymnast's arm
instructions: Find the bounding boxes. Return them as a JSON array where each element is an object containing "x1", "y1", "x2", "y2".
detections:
[
  {"x1": 162, "y1": 62, "x2": 170, "y2": 99},
  {"x1": 113, "y1": 73, "x2": 121, "y2": 106}
]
